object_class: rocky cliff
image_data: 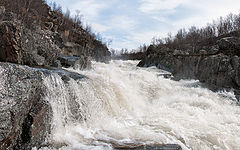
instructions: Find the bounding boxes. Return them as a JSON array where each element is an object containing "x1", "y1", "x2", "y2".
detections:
[
  {"x1": 0, "y1": 2, "x2": 110, "y2": 149},
  {"x1": 0, "y1": 2, "x2": 110, "y2": 70},
  {"x1": 138, "y1": 37, "x2": 240, "y2": 100}
]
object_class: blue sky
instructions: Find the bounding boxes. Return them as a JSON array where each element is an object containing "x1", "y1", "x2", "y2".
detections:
[{"x1": 47, "y1": 0, "x2": 240, "y2": 50}]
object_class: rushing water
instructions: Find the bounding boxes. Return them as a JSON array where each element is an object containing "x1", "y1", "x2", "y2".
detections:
[{"x1": 41, "y1": 60, "x2": 240, "y2": 150}]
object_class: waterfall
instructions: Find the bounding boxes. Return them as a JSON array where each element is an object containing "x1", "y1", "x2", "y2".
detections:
[{"x1": 41, "y1": 60, "x2": 240, "y2": 150}]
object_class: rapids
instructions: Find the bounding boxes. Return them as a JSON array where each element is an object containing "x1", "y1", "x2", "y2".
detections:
[{"x1": 40, "y1": 60, "x2": 240, "y2": 150}]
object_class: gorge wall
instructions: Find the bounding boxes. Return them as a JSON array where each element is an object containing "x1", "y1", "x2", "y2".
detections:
[{"x1": 138, "y1": 37, "x2": 240, "y2": 100}]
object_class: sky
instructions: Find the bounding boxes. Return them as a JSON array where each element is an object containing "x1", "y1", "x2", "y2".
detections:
[{"x1": 46, "y1": 0, "x2": 240, "y2": 50}]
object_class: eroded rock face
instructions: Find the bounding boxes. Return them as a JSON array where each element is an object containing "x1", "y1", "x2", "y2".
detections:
[
  {"x1": 0, "y1": 6, "x2": 5, "y2": 20},
  {"x1": 138, "y1": 44, "x2": 240, "y2": 100},
  {"x1": 20, "y1": 28, "x2": 60, "y2": 67},
  {"x1": 92, "y1": 39, "x2": 111, "y2": 63},
  {"x1": 0, "y1": 62, "x2": 86, "y2": 149},
  {"x1": 0, "y1": 6, "x2": 60, "y2": 67},
  {"x1": 0, "y1": 7, "x2": 110, "y2": 69},
  {"x1": 0, "y1": 21, "x2": 22, "y2": 63}
]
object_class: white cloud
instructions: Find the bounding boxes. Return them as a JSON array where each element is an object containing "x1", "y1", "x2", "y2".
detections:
[
  {"x1": 110, "y1": 29, "x2": 170, "y2": 50},
  {"x1": 108, "y1": 16, "x2": 136, "y2": 31},
  {"x1": 139, "y1": 0, "x2": 240, "y2": 36},
  {"x1": 48, "y1": 0, "x2": 240, "y2": 50},
  {"x1": 90, "y1": 23, "x2": 110, "y2": 32},
  {"x1": 140, "y1": 0, "x2": 240, "y2": 27},
  {"x1": 139, "y1": 0, "x2": 188, "y2": 14},
  {"x1": 69, "y1": 0, "x2": 107, "y2": 21}
]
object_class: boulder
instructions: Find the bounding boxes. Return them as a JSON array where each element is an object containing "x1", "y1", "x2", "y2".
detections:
[
  {"x1": 0, "y1": 62, "x2": 51, "y2": 150},
  {"x1": 0, "y1": 62, "x2": 86, "y2": 149},
  {"x1": 58, "y1": 55, "x2": 91, "y2": 70}
]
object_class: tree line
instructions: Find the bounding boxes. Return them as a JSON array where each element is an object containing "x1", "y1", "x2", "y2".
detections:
[
  {"x1": 151, "y1": 13, "x2": 240, "y2": 53},
  {"x1": 111, "y1": 12, "x2": 240, "y2": 60},
  {"x1": 111, "y1": 44, "x2": 148, "y2": 60}
]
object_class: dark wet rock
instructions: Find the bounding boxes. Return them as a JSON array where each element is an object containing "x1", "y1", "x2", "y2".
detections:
[
  {"x1": 157, "y1": 73, "x2": 173, "y2": 79},
  {"x1": 58, "y1": 54, "x2": 91, "y2": 70},
  {"x1": 137, "y1": 50, "x2": 175, "y2": 73},
  {"x1": 92, "y1": 39, "x2": 111, "y2": 63},
  {"x1": 53, "y1": 69, "x2": 86, "y2": 82},
  {"x1": 0, "y1": 62, "x2": 85, "y2": 149},
  {"x1": 114, "y1": 144, "x2": 182, "y2": 150},
  {"x1": 109, "y1": 139, "x2": 182, "y2": 150},
  {"x1": 0, "y1": 62, "x2": 51, "y2": 150},
  {"x1": 57, "y1": 55, "x2": 80, "y2": 67}
]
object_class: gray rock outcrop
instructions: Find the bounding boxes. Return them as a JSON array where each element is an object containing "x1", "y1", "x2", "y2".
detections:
[
  {"x1": 0, "y1": 62, "x2": 85, "y2": 149},
  {"x1": 0, "y1": 5, "x2": 110, "y2": 70},
  {"x1": 138, "y1": 41, "x2": 240, "y2": 100},
  {"x1": 0, "y1": 62, "x2": 51, "y2": 150},
  {"x1": 217, "y1": 37, "x2": 240, "y2": 51},
  {"x1": 0, "y1": 8, "x2": 60, "y2": 67}
]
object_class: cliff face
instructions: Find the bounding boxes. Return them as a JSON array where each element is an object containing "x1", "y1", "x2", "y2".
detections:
[
  {"x1": 0, "y1": 20, "x2": 61, "y2": 67},
  {"x1": 0, "y1": 1, "x2": 110, "y2": 69},
  {"x1": 138, "y1": 37, "x2": 240, "y2": 100}
]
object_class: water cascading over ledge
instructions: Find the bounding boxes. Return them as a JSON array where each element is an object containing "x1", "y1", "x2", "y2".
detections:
[
  {"x1": 1, "y1": 60, "x2": 240, "y2": 150},
  {"x1": 43, "y1": 60, "x2": 240, "y2": 150}
]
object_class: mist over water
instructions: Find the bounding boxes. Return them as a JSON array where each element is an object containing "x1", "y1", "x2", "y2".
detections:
[{"x1": 42, "y1": 60, "x2": 240, "y2": 150}]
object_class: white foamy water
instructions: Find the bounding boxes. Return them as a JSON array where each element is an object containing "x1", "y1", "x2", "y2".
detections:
[{"x1": 41, "y1": 60, "x2": 240, "y2": 150}]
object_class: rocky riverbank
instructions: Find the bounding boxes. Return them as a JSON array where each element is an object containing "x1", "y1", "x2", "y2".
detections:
[
  {"x1": 138, "y1": 37, "x2": 240, "y2": 100},
  {"x1": 0, "y1": 62, "x2": 86, "y2": 149},
  {"x1": 0, "y1": 2, "x2": 111, "y2": 149}
]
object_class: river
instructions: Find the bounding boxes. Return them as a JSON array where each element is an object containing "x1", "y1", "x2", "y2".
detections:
[{"x1": 40, "y1": 60, "x2": 240, "y2": 150}]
